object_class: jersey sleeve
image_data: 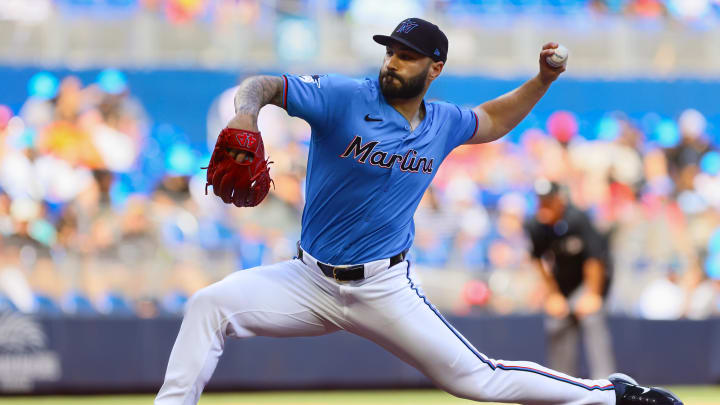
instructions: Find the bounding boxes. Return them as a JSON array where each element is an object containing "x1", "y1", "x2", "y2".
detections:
[
  {"x1": 438, "y1": 102, "x2": 478, "y2": 155},
  {"x1": 282, "y1": 74, "x2": 357, "y2": 130}
]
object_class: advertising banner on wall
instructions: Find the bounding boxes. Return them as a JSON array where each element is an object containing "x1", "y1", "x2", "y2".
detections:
[{"x1": 0, "y1": 312, "x2": 61, "y2": 391}]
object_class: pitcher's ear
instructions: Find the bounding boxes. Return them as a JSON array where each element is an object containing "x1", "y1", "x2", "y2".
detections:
[{"x1": 429, "y1": 61, "x2": 444, "y2": 80}]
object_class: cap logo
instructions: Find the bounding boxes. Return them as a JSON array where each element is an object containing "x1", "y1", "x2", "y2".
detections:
[
  {"x1": 434, "y1": 48, "x2": 440, "y2": 56},
  {"x1": 396, "y1": 19, "x2": 419, "y2": 34}
]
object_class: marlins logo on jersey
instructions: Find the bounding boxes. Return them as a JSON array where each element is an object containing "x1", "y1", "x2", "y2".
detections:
[{"x1": 340, "y1": 135, "x2": 434, "y2": 174}]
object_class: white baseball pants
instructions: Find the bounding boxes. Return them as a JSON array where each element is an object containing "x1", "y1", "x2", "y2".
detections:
[{"x1": 155, "y1": 251, "x2": 616, "y2": 405}]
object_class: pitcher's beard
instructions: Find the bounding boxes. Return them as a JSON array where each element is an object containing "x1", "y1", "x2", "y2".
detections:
[{"x1": 379, "y1": 67, "x2": 428, "y2": 99}]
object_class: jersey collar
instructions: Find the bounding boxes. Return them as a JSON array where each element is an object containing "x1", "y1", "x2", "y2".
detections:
[{"x1": 373, "y1": 78, "x2": 431, "y2": 133}]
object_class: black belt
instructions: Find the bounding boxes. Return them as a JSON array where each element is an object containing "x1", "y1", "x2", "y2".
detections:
[{"x1": 296, "y1": 244, "x2": 407, "y2": 281}]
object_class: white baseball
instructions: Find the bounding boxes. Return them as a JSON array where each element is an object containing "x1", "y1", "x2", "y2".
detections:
[{"x1": 546, "y1": 45, "x2": 568, "y2": 68}]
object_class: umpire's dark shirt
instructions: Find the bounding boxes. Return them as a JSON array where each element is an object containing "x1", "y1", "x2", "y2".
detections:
[{"x1": 524, "y1": 206, "x2": 610, "y2": 298}]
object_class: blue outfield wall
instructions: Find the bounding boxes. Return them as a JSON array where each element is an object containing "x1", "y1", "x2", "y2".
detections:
[{"x1": 2, "y1": 315, "x2": 718, "y2": 394}]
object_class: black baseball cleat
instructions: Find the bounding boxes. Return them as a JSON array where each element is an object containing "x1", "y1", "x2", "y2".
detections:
[{"x1": 608, "y1": 373, "x2": 683, "y2": 405}]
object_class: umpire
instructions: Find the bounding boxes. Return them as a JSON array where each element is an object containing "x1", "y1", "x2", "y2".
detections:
[{"x1": 524, "y1": 179, "x2": 616, "y2": 379}]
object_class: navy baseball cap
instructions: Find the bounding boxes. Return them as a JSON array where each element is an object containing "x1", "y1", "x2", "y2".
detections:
[{"x1": 373, "y1": 18, "x2": 448, "y2": 63}]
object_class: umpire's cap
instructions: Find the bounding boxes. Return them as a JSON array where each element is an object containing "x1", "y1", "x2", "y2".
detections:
[
  {"x1": 373, "y1": 18, "x2": 448, "y2": 63},
  {"x1": 534, "y1": 178, "x2": 562, "y2": 199}
]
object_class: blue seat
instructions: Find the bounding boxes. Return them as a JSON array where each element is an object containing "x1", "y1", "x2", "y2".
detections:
[
  {"x1": 0, "y1": 294, "x2": 17, "y2": 312},
  {"x1": 233, "y1": 235, "x2": 267, "y2": 269},
  {"x1": 57, "y1": 0, "x2": 139, "y2": 18},
  {"x1": 461, "y1": 238, "x2": 490, "y2": 269},
  {"x1": 161, "y1": 292, "x2": 189, "y2": 315},
  {"x1": 506, "y1": 0, "x2": 542, "y2": 14},
  {"x1": 198, "y1": 221, "x2": 224, "y2": 251},
  {"x1": 33, "y1": 294, "x2": 63, "y2": 317},
  {"x1": 542, "y1": 0, "x2": 586, "y2": 14},
  {"x1": 106, "y1": 0, "x2": 136, "y2": 6},
  {"x1": 604, "y1": 0, "x2": 626, "y2": 13},
  {"x1": 98, "y1": 293, "x2": 135, "y2": 317},
  {"x1": 411, "y1": 237, "x2": 453, "y2": 267},
  {"x1": 62, "y1": 292, "x2": 98, "y2": 316}
]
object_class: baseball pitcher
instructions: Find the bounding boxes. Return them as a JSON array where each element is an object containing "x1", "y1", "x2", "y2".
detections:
[{"x1": 156, "y1": 18, "x2": 682, "y2": 405}]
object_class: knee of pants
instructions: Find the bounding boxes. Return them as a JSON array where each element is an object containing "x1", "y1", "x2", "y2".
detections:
[
  {"x1": 184, "y1": 285, "x2": 253, "y2": 339},
  {"x1": 184, "y1": 285, "x2": 223, "y2": 317},
  {"x1": 432, "y1": 369, "x2": 492, "y2": 402}
]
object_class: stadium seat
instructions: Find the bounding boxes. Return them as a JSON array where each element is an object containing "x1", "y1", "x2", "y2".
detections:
[
  {"x1": 61, "y1": 292, "x2": 98, "y2": 316},
  {"x1": 97, "y1": 293, "x2": 135, "y2": 317},
  {"x1": 506, "y1": 0, "x2": 542, "y2": 14},
  {"x1": 542, "y1": 0, "x2": 586, "y2": 14},
  {"x1": 233, "y1": 235, "x2": 267, "y2": 270},
  {"x1": 33, "y1": 294, "x2": 63, "y2": 317},
  {"x1": 411, "y1": 237, "x2": 453, "y2": 267},
  {"x1": 604, "y1": 0, "x2": 626, "y2": 13},
  {"x1": 106, "y1": 0, "x2": 136, "y2": 6},
  {"x1": 161, "y1": 292, "x2": 189, "y2": 315},
  {"x1": 57, "y1": 0, "x2": 139, "y2": 18},
  {"x1": 0, "y1": 294, "x2": 18, "y2": 312}
]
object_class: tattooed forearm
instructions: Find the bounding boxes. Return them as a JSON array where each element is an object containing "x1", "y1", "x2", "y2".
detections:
[{"x1": 234, "y1": 76, "x2": 284, "y2": 117}]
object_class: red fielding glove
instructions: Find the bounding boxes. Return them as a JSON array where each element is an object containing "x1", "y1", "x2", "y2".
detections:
[{"x1": 203, "y1": 127, "x2": 273, "y2": 207}]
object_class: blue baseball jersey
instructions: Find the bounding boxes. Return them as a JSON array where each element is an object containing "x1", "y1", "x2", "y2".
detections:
[{"x1": 282, "y1": 74, "x2": 478, "y2": 264}]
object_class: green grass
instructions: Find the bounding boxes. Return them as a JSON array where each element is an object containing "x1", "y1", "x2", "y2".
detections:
[{"x1": 3, "y1": 387, "x2": 719, "y2": 405}]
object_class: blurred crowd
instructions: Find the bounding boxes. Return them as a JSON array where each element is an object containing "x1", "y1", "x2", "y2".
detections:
[
  {"x1": 416, "y1": 108, "x2": 720, "y2": 319},
  {"x1": 0, "y1": 70, "x2": 719, "y2": 320},
  {"x1": 5, "y1": 0, "x2": 720, "y2": 24},
  {"x1": 3, "y1": 0, "x2": 717, "y2": 79},
  {"x1": 436, "y1": 0, "x2": 720, "y2": 21}
]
